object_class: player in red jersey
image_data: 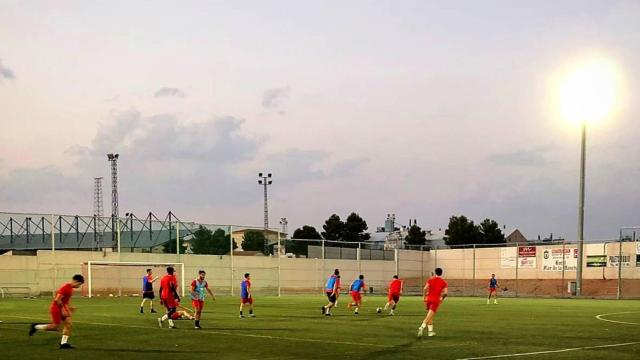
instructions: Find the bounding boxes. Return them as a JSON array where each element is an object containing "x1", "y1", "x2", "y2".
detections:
[
  {"x1": 379, "y1": 275, "x2": 403, "y2": 315},
  {"x1": 29, "y1": 274, "x2": 85, "y2": 349},
  {"x1": 157, "y1": 266, "x2": 180, "y2": 329},
  {"x1": 418, "y1": 267, "x2": 448, "y2": 337}
]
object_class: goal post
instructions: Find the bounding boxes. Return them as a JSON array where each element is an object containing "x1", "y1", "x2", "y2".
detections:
[{"x1": 84, "y1": 261, "x2": 185, "y2": 298}]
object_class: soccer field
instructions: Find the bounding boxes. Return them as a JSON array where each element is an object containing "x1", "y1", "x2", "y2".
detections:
[{"x1": 1, "y1": 296, "x2": 639, "y2": 359}]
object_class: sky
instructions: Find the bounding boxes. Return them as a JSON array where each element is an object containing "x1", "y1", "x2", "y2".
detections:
[{"x1": 0, "y1": 0, "x2": 639, "y2": 240}]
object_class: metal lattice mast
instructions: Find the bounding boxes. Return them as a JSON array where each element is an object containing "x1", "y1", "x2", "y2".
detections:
[
  {"x1": 280, "y1": 217, "x2": 288, "y2": 238},
  {"x1": 258, "y1": 172, "x2": 273, "y2": 253},
  {"x1": 93, "y1": 177, "x2": 104, "y2": 218},
  {"x1": 107, "y1": 154, "x2": 120, "y2": 217}
]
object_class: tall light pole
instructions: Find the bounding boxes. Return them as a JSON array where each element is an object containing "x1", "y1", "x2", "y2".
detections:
[
  {"x1": 559, "y1": 57, "x2": 618, "y2": 296},
  {"x1": 258, "y1": 172, "x2": 273, "y2": 254},
  {"x1": 107, "y1": 153, "x2": 120, "y2": 250}
]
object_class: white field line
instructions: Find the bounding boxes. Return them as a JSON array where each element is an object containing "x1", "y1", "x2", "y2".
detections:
[
  {"x1": 595, "y1": 311, "x2": 640, "y2": 326},
  {"x1": 456, "y1": 341, "x2": 640, "y2": 360},
  {"x1": 3, "y1": 314, "x2": 392, "y2": 348}
]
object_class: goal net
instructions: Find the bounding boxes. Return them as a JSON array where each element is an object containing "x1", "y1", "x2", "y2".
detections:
[{"x1": 81, "y1": 261, "x2": 185, "y2": 298}]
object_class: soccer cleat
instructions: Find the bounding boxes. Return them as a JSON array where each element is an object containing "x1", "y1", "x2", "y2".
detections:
[
  {"x1": 157, "y1": 318, "x2": 163, "y2": 328},
  {"x1": 428, "y1": 331, "x2": 436, "y2": 337},
  {"x1": 28, "y1": 323, "x2": 37, "y2": 336},
  {"x1": 417, "y1": 327, "x2": 424, "y2": 337},
  {"x1": 354, "y1": 311, "x2": 359, "y2": 315},
  {"x1": 151, "y1": 309, "x2": 157, "y2": 313},
  {"x1": 59, "y1": 343, "x2": 74, "y2": 349},
  {"x1": 194, "y1": 325, "x2": 202, "y2": 329},
  {"x1": 169, "y1": 325, "x2": 177, "y2": 329},
  {"x1": 249, "y1": 314, "x2": 256, "y2": 318},
  {"x1": 389, "y1": 311, "x2": 395, "y2": 316},
  {"x1": 325, "y1": 312, "x2": 332, "y2": 316},
  {"x1": 239, "y1": 315, "x2": 245, "y2": 318},
  {"x1": 494, "y1": 301, "x2": 498, "y2": 304},
  {"x1": 140, "y1": 308, "x2": 144, "y2": 314}
]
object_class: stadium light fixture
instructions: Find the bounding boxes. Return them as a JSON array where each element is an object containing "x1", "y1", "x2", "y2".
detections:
[{"x1": 559, "y1": 57, "x2": 619, "y2": 297}]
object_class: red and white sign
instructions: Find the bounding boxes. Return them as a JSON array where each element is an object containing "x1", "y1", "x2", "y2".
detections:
[{"x1": 519, "y1": 246, "x2": 536, "y2": 257}]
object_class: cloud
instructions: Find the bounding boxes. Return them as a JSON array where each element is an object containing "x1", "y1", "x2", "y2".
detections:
[
  {"x1": 153, "y1": 87, "x2": 185, "y2": 98},
  {"x1": 262, "y1": 87, "x2": 290, "y2": 109},
  {"x1": 487, "y1": 146, "x2": 555, "y2": 167},
  {"x1": 0, "y1": 59, "x2": 15, "y2": 80}
]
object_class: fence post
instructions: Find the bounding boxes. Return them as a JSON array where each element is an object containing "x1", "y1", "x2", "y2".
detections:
[
  {"x1": 230, "y1": 225, "x2": 234, "y2": 296},
  {"x1": 561, "y1": 242, "x2": 566, "y2": 297},
  {"x1": 515, "y1": 242, "x2": 519, "y2": 297},
  {"x1": 617, "y1": 231, "x2": 623, "y2": 300},
  {"x1": 51, "y1": 214, "x2": 56, "y2": 293},
  {"x1": 176, "y1": 221, "x2": 180, "y2": 260},
  {"x1": 357, "y1": 242, "x2": 361, "y2": 274},
  {"x1": 394, "y1": 248, "x2": 399, "y2": 277},
  {"x1": 420, "y1": 246, "x2": 424, "y2": 293},
  {"x1": 472, "y1": 244, "x2": 476, "y2": 297},
  {"x1": 277, "y1": 230, "x2": 281, "y2": 297}
]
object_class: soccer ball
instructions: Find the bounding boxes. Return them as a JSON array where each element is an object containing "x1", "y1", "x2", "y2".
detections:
[{"x1": 376, "y1": 307, "x2": 382, "y2": 314}]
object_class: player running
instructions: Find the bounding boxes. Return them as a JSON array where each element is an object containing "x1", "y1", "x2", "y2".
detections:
[
  {"x1": 487, "y1": 274, "x2": 499, "y2": 304},
  {"x1": 158, "y1": 266, "x2": 180, "y2": 329},
  {"x1": 321, "y1": 269, "x2": 341, "y2": 316},
  {"x1": 29, "y1": 274, "x2": 85, "y2": 349},
  {"x1": 239, "y1": 273, "x2": 255, "y2": 318},
  {"x1": 418, "y1": 267, "x2": 448, "y2": 338},
  {"x1": 379, "y1": 275, "x2": 403, "y2": 315},
  {"x1": 191, "y1": 270, "x2": 216, "y2": 329},
  {"x1": 347, "y1": 275, "x2": 366, "y2": 315},
  {"x1": 140, "y1": 268, "x2": 158, "y2": 314}
]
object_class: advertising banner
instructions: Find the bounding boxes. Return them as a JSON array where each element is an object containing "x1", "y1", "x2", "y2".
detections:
[
  {"x1": 637, "y1": 242, "x2": 640, "y2": 266},
  {"x1": 608, "y1": 255, "x2": 631, "y2": 267},
  {"x1": 517, "y1": 246, "x2": 536, "y2": 268},
  {"x1": 542, "y1": 247, "x2": 577, "y2": 271},
  {"x1": 500, "y1": 247, "x2": 516, "y2": 269},
  {"x1": 586, "y1": 255, "x2": 607, "y2": 267}
]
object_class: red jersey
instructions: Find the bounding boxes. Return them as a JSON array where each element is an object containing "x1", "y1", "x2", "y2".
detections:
[
  {"x1": 389, "y1": 279, "x2": 403, "y2": 294},
  {"x1": 160, "y1": 274, "x2": 178, "y2": 299},
  {"x1": 426, "y1": 276, "x2": 448, "y2": 301},
  {"x1": 53, "y1": 283, "x2": 74, "y2": 306}
]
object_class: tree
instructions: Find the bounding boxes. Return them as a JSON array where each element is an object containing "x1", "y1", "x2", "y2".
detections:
[
  {"x1": 242, "y1": 231, "x2": 267, "y2": 254},
  {"x1": 405, "y1": 224, "x2": 427, "y2": 247},
  {"x1": 342, "y1": 212, "x2": 370, "y2": 242},
  {"x1": 162, "y1": 237, "x2": 185, "y2": 254},
  {"x1": 190, "y1": 226, "x2": 238, "y2": 255},
  {"x1": 322, "y1": 214, "x2": 344, "y2": 241},
  {"x1": 288, "y1": 225, "x2": 322, "y2": 257},
  {"x1": 444, "y1": 215, "x2": 481, "y2": 246},
  {"x1": 478, "y1": 219, "x2": 505, "y2": 244}
]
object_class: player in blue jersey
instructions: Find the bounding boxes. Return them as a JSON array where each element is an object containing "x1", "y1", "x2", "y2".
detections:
[
  {"x1": 321, "y1": 269, "x2": 341, "y2": 316},
  {"x1": 191, "y1": 270, "x2": 215, "y2": 329},
  {"x1": 487, "y1": 274, "x2": 499, "y2": 304},
  {"x1": 239, "y1": 273, "x2": 255, "y2": 318},
  {"x1": 140, "y1": 269, "x2": 158, "y2": 314},
  {"x1": 347, "y1": 275, "x2": 366, "y2": 315}
]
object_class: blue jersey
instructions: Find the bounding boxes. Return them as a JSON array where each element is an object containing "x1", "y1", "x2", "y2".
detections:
[
  {"x1": 350, "y1": 279, "x2": 365, "y2": 292},
  {"x1": 191, "y1": 279, "x2": 209, "y2": 300},
  {"x1": 142, "y1": 275, "x2": 153, "y2": 292},
  {"x1": 489, "y1": 278, "x2": 498, "y2": 289},
  {"x1": 241, "y1": 279, "x2": 251, "y2": 298},
  {"x1": 325, "y1": 275, "x2": 340, "y2": 293}
]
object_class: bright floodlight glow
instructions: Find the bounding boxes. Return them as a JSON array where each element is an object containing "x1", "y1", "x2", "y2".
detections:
[{"x1": 559, "y1": 58, "x2": 618, "y2": 124}]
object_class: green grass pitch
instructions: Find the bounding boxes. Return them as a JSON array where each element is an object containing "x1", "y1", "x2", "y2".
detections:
[{"x1": 1, "y1": 295, "x2": 639, "y2": 359}]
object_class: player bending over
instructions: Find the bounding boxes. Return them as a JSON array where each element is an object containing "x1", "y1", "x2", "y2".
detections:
[
  {"x1": 418, "y1": 267, "x2": 448, "y2": 338},
  {"x1": 239, "y1": 273, "x2": 255, "y2": 318},
  {"x1": 379, "y1": 275, "x2": 403, "y2": 315},
  {"x1": 487, "y1": 274, "x2": 499, "y2": 304},
  {"x1": 140, "y1": 268, "x2": 158, "y2": 314},
  {"x1": 191, "y1": 270, "x2": 216, "y2": 329},
  {"x1": 158, "y1": 266, "x2": 180, "y2": 329},
  {"x1": 321, "y1": 269, "x2": 341, "y2": 316},
  {"x1": 347, "y1": 275, "x2": 366, "y2": 315},
  {"x1": 29, "y1": 274, "x2": 85, "y2": 349}
]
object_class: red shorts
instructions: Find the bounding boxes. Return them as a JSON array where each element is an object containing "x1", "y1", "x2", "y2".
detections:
[
  {"x1": 350, "y1": 291, "x2": 362, "y2": 303},
  {"x1": 388, "y1": 293, "x2": 400, "y2": 303},
  {"x1": 425, "y1": 298, "x2": 441, "y2": 313},
  {"x1": 488, "y1": 288, "x2": 497, "y2": 294},
  {"x1": 241, "y1": 297, "x2": 253, "y2": 305},
  {"x1": 171, "y1": 312, "x2": 181, "y2": 320},
  {"x1": 162, "y1": 297, "x2": 177, "y2": 309},
  {"x1": 192, "y1": 299, "x2": 204, "y2": 311},
  {"x1": 49, "y1": 304, "x2": 68, "y2": 325}
]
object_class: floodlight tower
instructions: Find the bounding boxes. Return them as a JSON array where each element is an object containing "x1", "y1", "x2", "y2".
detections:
[
  {"x1": 258, "y1": 172, "x2": 273, "y2": 253},
  {"x1": 280, "y1": 217, "x2": 288, "y2": 238},
  {"x1": 94, "y1": 177, "x2": 104, "y2": 247},
  {"x1": 107, "y1": 153, "x2": 120, "y2": 249}
]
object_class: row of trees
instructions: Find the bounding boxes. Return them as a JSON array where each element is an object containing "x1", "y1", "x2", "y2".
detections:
[{"x1": 162, "y1": 213, "x2": 505, "y2": 255}]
